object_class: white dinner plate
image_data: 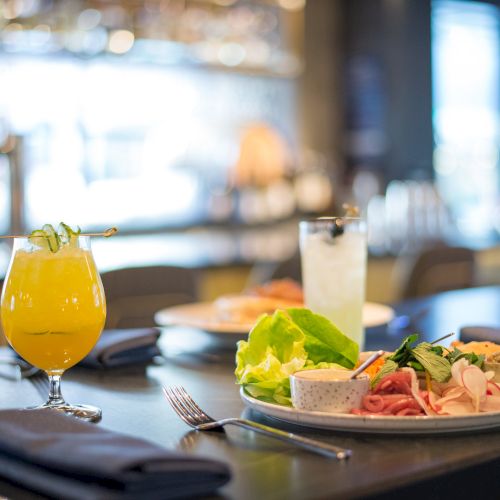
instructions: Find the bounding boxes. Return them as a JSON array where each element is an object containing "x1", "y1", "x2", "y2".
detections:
[
  {"x1": 155, "y1": 301, "x2": 395, "y2": 336},
  {"x1": 240, "y1": 388, "x2": 500, "y2": 435}
]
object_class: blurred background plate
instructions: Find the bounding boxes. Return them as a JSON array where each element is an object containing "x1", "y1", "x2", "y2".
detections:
[
  {"x1": 155, "y1": 301, "x2": 395, "y2": 335},
  {"x1": 363, "y1": 302, "x2": 395, "y2": 328}
]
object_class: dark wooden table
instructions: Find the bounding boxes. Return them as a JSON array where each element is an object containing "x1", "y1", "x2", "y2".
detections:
[{"x1": 1, "y1": 286, "x2": 500, "y2": 499}]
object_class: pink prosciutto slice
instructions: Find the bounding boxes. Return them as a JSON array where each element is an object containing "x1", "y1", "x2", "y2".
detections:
[
  {"x1": 373, "y1": 371, "x2": 413, "y2": 395},
  {"x1": 353, "y1": 360, "x2": 500, "y2": 417}
]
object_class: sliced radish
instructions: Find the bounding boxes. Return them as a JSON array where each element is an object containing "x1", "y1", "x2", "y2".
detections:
[
  {"x1": 488, "y1": 380, "x2": 500, "y2": 395},
  {"x1": 436, "y1": 386, "x2": 467, "y2": 405},
  {"x1": 461, "y1": 366, "x2": 488, "y2": 412},
  {"x1": 427, "y1": 390, "x2": 442, "y2": 413},
  {"x1": 451, "y1": 358, "x2": 469, "y2": 386},
  {"x1": 401, "y1": 367, "x2": 435, "y2": 416},
  {"x1": 440, "y1": 399, "x2": 476, "y2": 415},
  {"x1": 480, "y1": 395, "x2": 500, "y2": 412},
  {"x1": 462, "y1": 366, "x2": 487, "y2": 395}
]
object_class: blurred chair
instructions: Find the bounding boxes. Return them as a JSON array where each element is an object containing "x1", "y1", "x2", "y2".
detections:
[
  {"x1": 247, "y1": 250, "x2": 302, "y2": 287},
  {"x1": 0, "y1": 278, "x2": 4, "y2": 345},
  {"x1": 459, "y1": 326, "x2": 500, "y2": 343},
  {"x1": 399, "y1": 245, "x2": 476, "y2": 299},
  {"x1": 100, "y1": 266, "x2": 199, "y2": 329},
  {"x1": 269, "y1": 250, "x2": 302, "y2": 283}
]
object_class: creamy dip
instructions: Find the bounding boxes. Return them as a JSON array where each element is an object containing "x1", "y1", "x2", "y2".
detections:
[{"x1": 290, "y1": 368, "x2": 369, "y2": 413}]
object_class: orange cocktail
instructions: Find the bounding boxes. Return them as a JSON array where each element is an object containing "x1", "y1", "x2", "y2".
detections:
[
  {"x1": 1, "y1": 243, "x2": 105, "y2": 373},
  {"x1": 1, "y1": 225, "x2": 107, "y2": 422}
]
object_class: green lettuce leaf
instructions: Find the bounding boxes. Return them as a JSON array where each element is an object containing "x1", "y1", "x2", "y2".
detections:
[
  {"x1": 287, "y1": 308, "x2": 359, "y2": 367},
  {"x1": 235, "y1": 308, "x2": 359, "y2": 406}
]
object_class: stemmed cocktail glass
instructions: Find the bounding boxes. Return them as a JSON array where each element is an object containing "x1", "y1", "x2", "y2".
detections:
[{"x1": 0, "y1": 233, "x2": 106, "y2": 422}]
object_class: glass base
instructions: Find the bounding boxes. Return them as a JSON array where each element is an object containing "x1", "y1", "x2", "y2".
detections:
[{"x1": 29, "y1": 403, "x2": 102, "y2": 423}]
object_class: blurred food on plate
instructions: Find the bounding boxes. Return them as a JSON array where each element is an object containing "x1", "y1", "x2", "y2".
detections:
[
  {"x1": 214, "y1": 279, "x2": 303, "y2": 324},
  {"x1": 452, "y1": 339, "x2": 500, "y2": 382},
  {"x1": 451, "y1": 340, "x2": 500, "y2": 356},
  {"x1": 247, "y1": 278, "x2": 304, "y2": 303}
]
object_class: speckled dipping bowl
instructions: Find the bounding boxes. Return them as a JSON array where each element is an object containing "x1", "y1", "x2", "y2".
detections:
[{"x1": 290, "y1": 369, "x2": 370, "y2": 413}]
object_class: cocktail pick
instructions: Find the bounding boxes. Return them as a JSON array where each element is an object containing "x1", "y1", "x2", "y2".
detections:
[
  {"x1": 430, "y1": 332, "x2": 454, "y2": 345},
  {"x1": 80, "y1": 227, "x2": 118, "y2": 238},
  {"x1": 0, "y1": 227, "x2": 118, "y2": 239},
  {"x1": 350, "y1": 350, "x2": 385, "y2": 380}
]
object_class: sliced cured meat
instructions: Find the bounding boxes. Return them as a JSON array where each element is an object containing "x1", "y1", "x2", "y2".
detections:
[
  {"x1": 363, "y1": 395, "x2": 384, "y2": 413},
  {"x1": 354, "y1": 369, "x2": 427, "y2": 416},
  {"x1": 373, "y1": 371, "x2": 412, "y2": 396}
]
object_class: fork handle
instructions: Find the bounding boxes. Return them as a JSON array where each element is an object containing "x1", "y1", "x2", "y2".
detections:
[{"x1": 220, "y1": 418, "x2": 351, "y2": 460}]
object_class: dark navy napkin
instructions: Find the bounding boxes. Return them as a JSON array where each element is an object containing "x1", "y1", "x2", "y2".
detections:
[
  {"x1": 0, "y1": 409, "x2": 231, "y2": 499},
  {"x1": 459, "y1": 326, "x2": 500, "y2": 344},
  {"x1": 80, "y1": 328, "x2": 162, "y2": 368}
]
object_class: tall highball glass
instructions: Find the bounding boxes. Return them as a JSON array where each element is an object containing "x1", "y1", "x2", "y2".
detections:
[
  {"x1": 0, "y1": 235, "x2": 106, "y2": 422},
  {"x1": 299, "y1": 217, "x2": 367, "y2": 348}
]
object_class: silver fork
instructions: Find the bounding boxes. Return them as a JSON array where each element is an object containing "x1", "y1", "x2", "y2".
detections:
[
  {"x1": 163, "y1": 386, "x2": 351, "y2": 460},
  {"x1": 28, "y1": 371, "x2": 50, "y2": 402},
  {"x1": 0, "y1": 357, "x2": 40, "y2": 381},
  {"x1": 0, "y1": 357, "x2": 49, "y2": 401}
]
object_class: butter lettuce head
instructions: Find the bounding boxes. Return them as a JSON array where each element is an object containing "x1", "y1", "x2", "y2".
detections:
[{"x1": 235, "y1": 308, "x2": 359, "y2": 406}]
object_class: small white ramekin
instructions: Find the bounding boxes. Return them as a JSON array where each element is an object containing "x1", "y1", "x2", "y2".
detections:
[{"x1": 290, "y1": 368, "x2": 370, "y2": 413}]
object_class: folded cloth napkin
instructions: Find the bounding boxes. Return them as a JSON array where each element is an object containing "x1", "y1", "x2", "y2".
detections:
[
  {"x1": 0, "y1": 409, "x2": 231, "y2": 499},
  {"x1": 459, "y1": 326, "x2": 500, "y2": 344},
  {"x1": 80, "y1": 328, "x2": 162, "y2": 368}
]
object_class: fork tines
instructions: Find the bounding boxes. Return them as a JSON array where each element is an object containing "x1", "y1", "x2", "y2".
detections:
[
  {"x1": 29, "y1": 373, "x2": 50, "y2": 402},
  {"x1": 163, "y1": 386, "x2": 214, "y2": 428}
]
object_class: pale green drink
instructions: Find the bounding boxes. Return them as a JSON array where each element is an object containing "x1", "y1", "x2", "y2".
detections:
[{"x1": 299, "y1": 217, "x2": 367, "y2": 348}]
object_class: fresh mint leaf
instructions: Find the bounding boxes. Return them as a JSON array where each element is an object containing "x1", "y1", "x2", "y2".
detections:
[
  {"x1": 389, "y1": 334, "x2": 419, "y2": 363},
  {"x1": 411, "y1": 342, "x2": 451, "y2": 383},
  {"x1": 407, "y1": 360, "x2": 424, "y2": 371},
  {"x1": 430, "y1": 345, "x2": 444, "y2": 356},
  {"x1": 446, "y1": 348, "x2": 485, "y2": 368}
]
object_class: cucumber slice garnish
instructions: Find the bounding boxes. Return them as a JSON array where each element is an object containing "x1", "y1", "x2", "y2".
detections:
[
  {"x1": 28, "y1": 229, "x2": 50, "y2": 250},
  {"x1": 58, "y1": 222, "x2": 81, "y2": 247},
  {"x1": 42, "y1": 224, "x2": 61, "y2": 253},
  {"x1": 28, "y1": 222, "x2": 82, "y2": 252},
  {"x1": 58, "y1": 222, "x2": 71, "y2": 244}
]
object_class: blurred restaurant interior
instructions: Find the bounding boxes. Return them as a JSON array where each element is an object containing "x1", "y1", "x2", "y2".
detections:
[
  {"x1": 0, "y1": 0, "x2": 499, "y2": 314},
  {"x1": 1, "y1": 3, "x2": 500, "y2": 497}
]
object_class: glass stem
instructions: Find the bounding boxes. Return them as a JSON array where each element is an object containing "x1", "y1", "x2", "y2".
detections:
[{"x1": 47, "y1": 374, "x2": 65, "y2": 406}]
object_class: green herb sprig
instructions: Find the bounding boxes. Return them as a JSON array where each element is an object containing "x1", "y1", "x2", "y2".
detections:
[{"x1": 371, "y1": 334, "x2": 477, "y2": 388}]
